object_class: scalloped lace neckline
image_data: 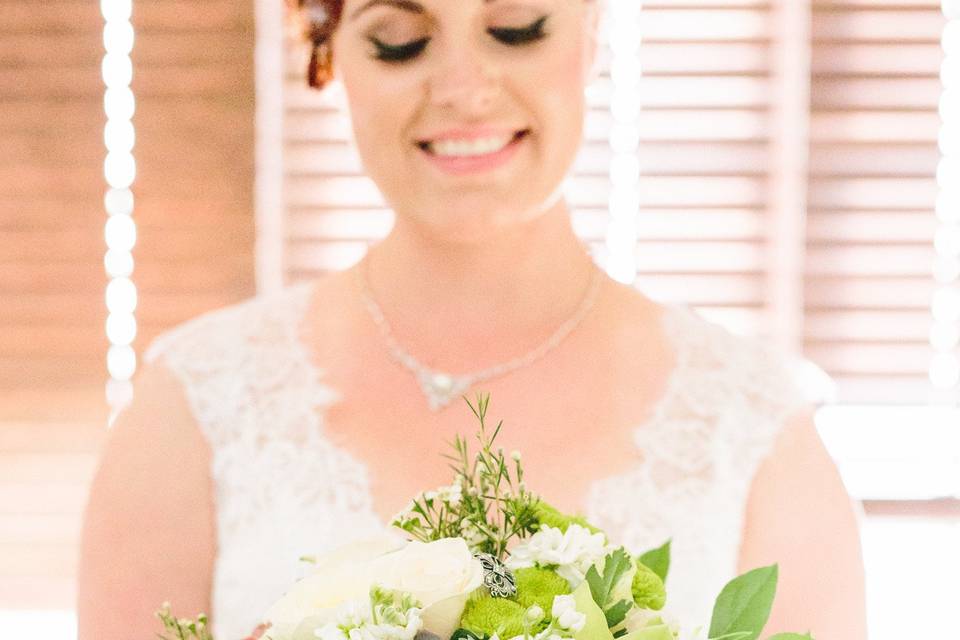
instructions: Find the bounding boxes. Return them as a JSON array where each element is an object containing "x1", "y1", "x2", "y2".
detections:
[{"x1": 284, "y1": 278, "x2": 694, "y2": 516}]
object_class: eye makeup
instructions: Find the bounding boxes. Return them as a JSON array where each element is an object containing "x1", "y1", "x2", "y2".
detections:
[{"x1": 366, "y1": 15, "x2": 551, "y2": 64}]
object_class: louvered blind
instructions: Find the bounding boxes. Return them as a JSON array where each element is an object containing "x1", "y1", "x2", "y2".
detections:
[
  {"x1": 804, "y1": 0, "x2": 947, "y2": 404},
  {"x1": 624, "y1": 0, "x2": 785, "y2": 337}
]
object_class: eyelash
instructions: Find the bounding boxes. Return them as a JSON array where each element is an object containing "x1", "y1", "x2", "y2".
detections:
[{"x1": 369, "y1": 16, "x2": 550, "y2": 64}]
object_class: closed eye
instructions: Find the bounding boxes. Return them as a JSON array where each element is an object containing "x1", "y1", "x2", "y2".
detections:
[
  {"x1": 368, "y1": 16, "x2": 550, "y2": 64},
  {"x1": 369, "y1": 36, "x2": 430, "y2": 63},
  {"x1": 488, "y1": 16, "x2": 550, "y2": 46}
]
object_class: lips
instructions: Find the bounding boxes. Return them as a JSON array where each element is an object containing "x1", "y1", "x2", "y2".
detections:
[{"x1": 416, "y1": 129, "x2": 531, "y2": 155}]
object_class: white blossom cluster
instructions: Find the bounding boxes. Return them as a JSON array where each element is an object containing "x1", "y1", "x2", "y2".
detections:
[
  {"x1": 505, "y1": 524, "x2": 611, "y2": 588},
  {"x1": 458, "y1": 519, "x2": 487, "y2": 549},
  {"x1": 433, "y1": 482, "x2": 464, "y2": 506},
  {"x1": 313, "y1": 595, "x2": 423, "y2": 640},
  {"x1": 488, "y1": 594, "x2": 587, "y2": 640}
]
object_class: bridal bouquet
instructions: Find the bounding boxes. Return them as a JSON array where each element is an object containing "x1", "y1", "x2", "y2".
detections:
[{"x1": 158, "y1": 395, "x2": 812, "y2": 640}]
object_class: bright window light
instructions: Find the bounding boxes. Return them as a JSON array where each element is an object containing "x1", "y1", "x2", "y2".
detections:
[
  {"x1": 931, "y1": 1, "x2": 960, "y2": 396},
  {"x1": 604, "y1": 0, "x2": 643, "y2": 284},
  {"x1": 0, "y1": 611, "x2": 75, "y2": 640}
]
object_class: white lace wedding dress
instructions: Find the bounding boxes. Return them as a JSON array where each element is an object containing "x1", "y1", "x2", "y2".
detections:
[{"x1": 143, "y1": 280, "x2": 807, "y2": 640}]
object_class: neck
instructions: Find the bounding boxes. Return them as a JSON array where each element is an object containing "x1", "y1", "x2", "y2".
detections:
[{"x1": 357, "y1": 201, "x2": 601, "y2": 370}]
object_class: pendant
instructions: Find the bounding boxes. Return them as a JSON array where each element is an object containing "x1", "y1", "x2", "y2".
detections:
[{"x1": 416, "y1": 370, "x2": 473, "y2": 411}]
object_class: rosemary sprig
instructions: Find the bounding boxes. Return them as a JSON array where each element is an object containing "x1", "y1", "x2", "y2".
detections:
[{"x1": 391, "y1": 393, "x2": 540, "y2": 560}]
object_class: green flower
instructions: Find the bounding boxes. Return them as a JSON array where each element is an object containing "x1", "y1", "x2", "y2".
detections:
[
  {"x1": 460, "y1": 594, "x2": 527, "y2": 639},
  {"x1": 533, "y1": 501, "x2": 603, "y2": 535},
  {"x1": 512, "y1": 567, "x2": 571, "y2": 617},
  {"x1": 631, "y1": 562, "x2": 666, "y2": 611}
]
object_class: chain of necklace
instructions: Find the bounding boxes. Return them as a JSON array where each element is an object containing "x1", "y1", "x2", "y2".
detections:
[{"x1": 356, "y1": 259, "x2": 603, "y2": 412}]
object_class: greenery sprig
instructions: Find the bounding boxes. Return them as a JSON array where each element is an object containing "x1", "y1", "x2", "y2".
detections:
[
  {"x1": 156, "y1": 603, "x2": 214, "y2": 640},
  {"x1": 391, "y1": 393, "x2": 540, "y2": 560}
]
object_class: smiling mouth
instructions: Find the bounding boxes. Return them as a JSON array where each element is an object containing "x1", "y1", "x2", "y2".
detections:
[{"x1": 416, "y1": 129, "x2": 530, "y2": 156}]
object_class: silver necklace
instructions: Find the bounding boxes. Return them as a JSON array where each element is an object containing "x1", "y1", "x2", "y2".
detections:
[{"x1": 357, "y1": 260, "x2": 603, "y2": 412}]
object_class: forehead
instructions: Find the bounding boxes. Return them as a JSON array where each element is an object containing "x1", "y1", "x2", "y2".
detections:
[{"x1": 345, "y1": 0, "x2": 551, "y2": 20}]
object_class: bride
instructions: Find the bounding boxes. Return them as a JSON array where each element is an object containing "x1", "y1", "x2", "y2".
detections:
[{"x1": 78, "y1": 0, "x2": 867, "y2": 638}]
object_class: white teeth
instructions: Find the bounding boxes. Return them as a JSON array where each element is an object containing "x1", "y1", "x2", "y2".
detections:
[{"x1": 428, "y1": 135, "x2": 514, "y2": 157}]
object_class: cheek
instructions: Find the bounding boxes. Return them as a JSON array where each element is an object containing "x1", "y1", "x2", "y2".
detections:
[
  {"x1": 341, "y1": 70, "x2": 409, "y2": 156},
  {"x1": 338, "y1": 63, "x2": 424, "y2": 197},
  {"x1": 536, "y1": 43, "x2": 588, "y2": 150}
]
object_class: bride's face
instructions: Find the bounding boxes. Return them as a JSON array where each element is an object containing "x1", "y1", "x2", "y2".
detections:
[{"x1": 330, "y1": 0, "x2": 601, "y2": 242}]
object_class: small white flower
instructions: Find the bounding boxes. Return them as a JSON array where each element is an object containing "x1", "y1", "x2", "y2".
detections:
[
  {"x1": 315, "y1": 625, "x2": 349, "y2": 640},
  {"x1": 511, "y1": 450, "x2": 522, "y2": 462},
  {"x1": 424, "y1": 490, "x2": 438, "y2": 501},
  {"x1": 506, "y1": 524, "x2": 610, "y2": 589},
  {"x1": 334, "y1": 599, "x2": 370, "y2": 629},
  {"x1": 551, "y1": 595, "x2": 586, "y2": 633},
  {"x1": 438, "y1": 483, "x2": 463, "y2": 506},
  {"x1": 525, "y1": 605, "x2": 545, "y2": 623},
  {"x1": 460, "y1": 520, "x2": 486, "y2": 549}
]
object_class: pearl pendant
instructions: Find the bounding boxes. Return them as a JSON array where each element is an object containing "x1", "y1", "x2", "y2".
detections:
[{"x1": 417, "y1": 370, "x2": 472, "y2": 411}]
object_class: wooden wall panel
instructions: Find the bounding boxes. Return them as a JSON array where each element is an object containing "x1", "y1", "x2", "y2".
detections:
[
  {"x1": 0, "y1": 0, "x2": 106, "y2": 397},
  {"x1": 132, "y1": 0, "x2": 257, "y2": 356}
]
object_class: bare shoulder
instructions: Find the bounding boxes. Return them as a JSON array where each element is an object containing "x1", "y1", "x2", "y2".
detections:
[
  {"x1": 590, "y1": 276, "x2": 675, "y2": 353},
  {"x1": 739, "y1": 409, "x2": 868, "y2": 639},
  {"x1": 77, "y1": 358, "x2": 216, "y2": 639}
]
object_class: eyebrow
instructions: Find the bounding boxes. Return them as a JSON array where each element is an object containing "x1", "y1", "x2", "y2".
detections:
[{"x1": 350, "y1": 0, "x2": 499, "y2": 21}]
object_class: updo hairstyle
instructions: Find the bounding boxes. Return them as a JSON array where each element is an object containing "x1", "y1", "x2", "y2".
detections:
[{"x1": 285, "y1": 0, "x2": 344, "y2": 90}]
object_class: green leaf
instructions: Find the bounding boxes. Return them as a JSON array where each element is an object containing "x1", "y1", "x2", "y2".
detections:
[
  {"x1": 619, "y1": 624, "x2": 674, "y2": 640},
  {"x1": 765, "y1": 634, "x2": 814, "y2": 640},
  {"x1": 585, "y1": 548, "x2": 633, "y2": 609},
  {"x1": 572, "y1": 581, "x2": 614, "y2": 640},
  {"x1": 709, "y1": 633, "x2": 752, "y2": 640},
  {"x1": 451, "y1": 628, "x2": 486, "y2": 640},
  {"x1": 638, "y1": 540, "x2": 671, "y2": 583},
  {"x1": 604, "y1": 599, "x2": 633, "y2": 627},
  {"x1": 708, "y1": 565, "x2": 779, "y2": 640}
]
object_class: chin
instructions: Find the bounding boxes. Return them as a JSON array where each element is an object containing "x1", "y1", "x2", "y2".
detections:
[{"x1": 418, "y1": 206, "x2": 547, "y2": 245}]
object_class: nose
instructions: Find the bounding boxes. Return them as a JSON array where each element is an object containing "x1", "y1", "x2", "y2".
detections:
[{"x1": 427, "y1": 41, "x2": 502, "y2": 116}]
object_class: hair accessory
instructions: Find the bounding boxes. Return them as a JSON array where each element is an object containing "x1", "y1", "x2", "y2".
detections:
[
  {"x1": 309, "y1": 41, "x2": 334, "y2": 88},
  {"x1": 303, "y1": 1, "x2": 328, "y2": 25}
]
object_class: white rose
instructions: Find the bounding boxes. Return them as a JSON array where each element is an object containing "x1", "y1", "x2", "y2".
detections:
[
  {"x1": 262, "y1": 534, "x2": 407, "y2": 640},
  {"x1": 310, "y1": 533, "x2": 410, "y2": 573},
  {"x1": 374, "y1": 538, "x2": 485, "y2": 639}
]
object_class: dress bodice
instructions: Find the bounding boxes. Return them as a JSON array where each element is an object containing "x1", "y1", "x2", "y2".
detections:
[{"x1": 143, "y1": 281, "x2": 807, "y2": 640}]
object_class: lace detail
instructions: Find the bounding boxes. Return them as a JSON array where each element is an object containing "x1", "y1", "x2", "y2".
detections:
[
  {"x1": 586, "y1": 306, "x2": 807, "y2": 624},
  {"x1": 143, "y1": 284, "x2": 806, "y2": 640},
  {"x1": 144, "y1": 283, "x2": 383, "y2": 640}
]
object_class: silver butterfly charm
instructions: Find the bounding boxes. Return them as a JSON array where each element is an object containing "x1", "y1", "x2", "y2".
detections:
[{"x1": 474, "y1": 552, "x2": 517, "y2": 598}]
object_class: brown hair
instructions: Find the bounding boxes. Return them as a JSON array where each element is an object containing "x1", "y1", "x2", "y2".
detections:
[{"x1": 286, "y1": 0, "x2": 344, "y2": 90}]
